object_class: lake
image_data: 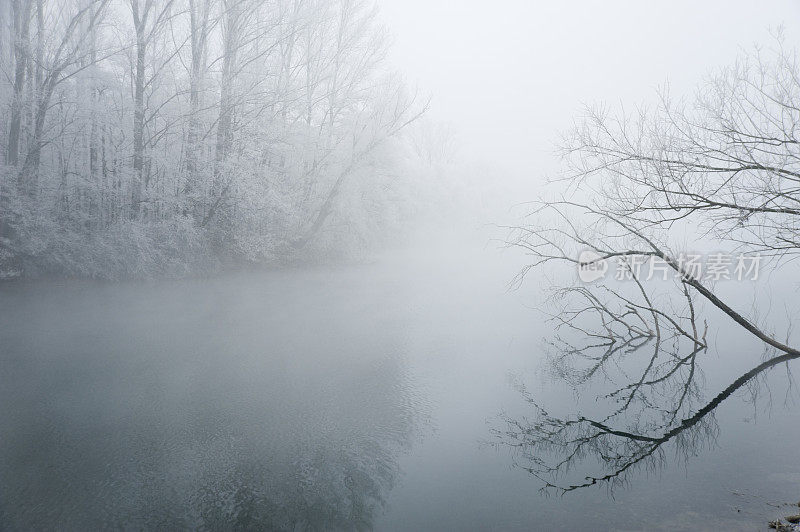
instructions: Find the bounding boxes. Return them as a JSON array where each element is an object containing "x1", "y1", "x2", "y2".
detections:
[{"x1": 1, "y1": 243, "x2": 798, "y2": 530}]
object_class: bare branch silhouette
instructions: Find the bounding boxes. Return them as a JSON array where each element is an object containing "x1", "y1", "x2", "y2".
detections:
[{"x1": 499, "y1": 41, "x2": 800, "y2": 494}]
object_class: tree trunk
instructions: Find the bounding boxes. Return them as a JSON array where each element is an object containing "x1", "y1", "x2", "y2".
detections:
[
  {"x1": 7, "y1": 0, "x2": 31, "y2": 169},
  {"x1": 207, "y1": 0, "x2": 240, "y2": 226},
  {"x1": 131, "y1": 28, "x2": 145, "y2": 219},
  {"x1": 184, "y1": 0, "x2": 210, "y2": 217}
]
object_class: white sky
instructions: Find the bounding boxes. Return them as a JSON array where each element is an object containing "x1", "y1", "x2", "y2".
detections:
[{"x1": 377, "y1": 0, "x2": 800, "y2": 183}]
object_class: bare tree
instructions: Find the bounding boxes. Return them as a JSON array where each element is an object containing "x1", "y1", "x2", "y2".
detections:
[
  {"x1": 17, "y1": 0, "x2": 110, "y2": 195},
  {"x1": 502, "y1": 42, "x2": 800, "y2": 492},
  {"x1": 183, "y1": 0, "x2": 213, "y2": 213},
  {"x1": 6, "y1": 0, "x2": 32, "y2": 168},
  {"x1": 291, "y1": 81, "x2": 429, "y2": 250},
  {"x1": 128, "y1": 0, "x2": 178, "y2": 218},
  {"x1": 202, "y1": 0, "x2": 279, "y2": 228}
]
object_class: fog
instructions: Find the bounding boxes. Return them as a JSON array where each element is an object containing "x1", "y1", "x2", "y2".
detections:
[
  {"x1": 381, "y1": 0, "x2": 800, "y2": 183},
  {"x1": 2, "y1": 1, "x2": 800, "y2": 530}
]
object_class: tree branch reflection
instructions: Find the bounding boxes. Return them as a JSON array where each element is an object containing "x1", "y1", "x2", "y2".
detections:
[{"x1": 494, "y1": 278, "x2": 798, "y2": 494}]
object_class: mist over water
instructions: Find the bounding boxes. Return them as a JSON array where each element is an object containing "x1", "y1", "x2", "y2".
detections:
[
  {"x1": 3, "y1": 0, "x2": 800, "y2": 529},
  {"x1": 1, "y1": 235, "x2": 799, "y2": 530}
]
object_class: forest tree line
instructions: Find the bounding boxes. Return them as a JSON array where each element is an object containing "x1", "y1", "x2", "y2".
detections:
[{"x1": 0, "y1": 0, "x2": 433, "y2": 278}]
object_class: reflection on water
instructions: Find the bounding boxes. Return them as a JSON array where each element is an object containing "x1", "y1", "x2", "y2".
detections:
[
  {"x1": 493, "y1": 280, "x2": 800, "y2": 495},
  {"x1": 0, "y1": 272, "x2": 423, "y2": 529},
  {"x1": 2, "y1": 253, "x2": 799, "y2": 531}
]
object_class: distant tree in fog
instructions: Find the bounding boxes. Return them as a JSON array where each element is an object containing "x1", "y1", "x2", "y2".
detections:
[{"x1": 0, "y1": 0, "x2": 428, "y2": 278}]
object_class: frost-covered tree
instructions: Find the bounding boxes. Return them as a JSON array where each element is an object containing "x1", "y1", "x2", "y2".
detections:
[{"x1": 0, "y1": 0, "x2": 429, "y2": 278}]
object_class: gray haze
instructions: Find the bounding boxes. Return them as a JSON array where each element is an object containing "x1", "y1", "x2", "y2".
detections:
[
  {"x1": 2, "y1": 1, "x2": 800, "y2": 530},
  {"x1": 381, "y1": 0, "x2": 800, "y2": 183}
]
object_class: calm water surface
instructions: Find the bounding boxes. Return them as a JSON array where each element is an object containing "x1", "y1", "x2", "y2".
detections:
[{"x1": 1, "y1": 246, "x2": 798, "y2": 530}]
